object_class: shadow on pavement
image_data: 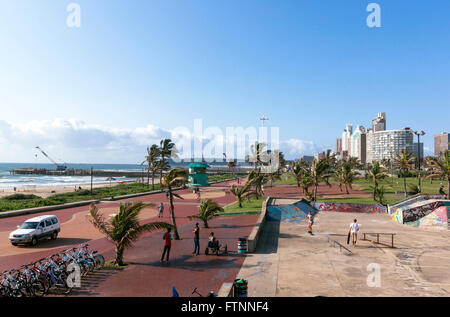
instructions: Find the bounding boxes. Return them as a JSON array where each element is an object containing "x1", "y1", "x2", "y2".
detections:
[{"x1": 14, "y1": 238, "x2": 91, "y2": 249}]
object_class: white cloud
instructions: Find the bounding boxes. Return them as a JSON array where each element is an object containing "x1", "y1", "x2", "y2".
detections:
[
  {"x1": 281, "y1": 138, "x2": 321, "y2": 159},
  {"x1": 0, "y1": 119, "x2": 320, "y2": 163}
]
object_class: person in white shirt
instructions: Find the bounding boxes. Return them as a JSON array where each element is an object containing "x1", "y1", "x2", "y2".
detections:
[{"x1": 349, "y1": 219, "x2": 360, "y2": 246}]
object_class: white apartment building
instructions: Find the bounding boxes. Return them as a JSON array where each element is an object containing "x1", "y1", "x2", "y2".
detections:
[{"x1": 371, "y1": 128, "x2": 414, "y2": 162}]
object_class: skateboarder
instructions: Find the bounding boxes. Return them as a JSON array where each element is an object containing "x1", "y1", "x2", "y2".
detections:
[
  {"x1": 161, "y1": 228, "x2": 172, "y2": 262},
  {"x1": 192, "y1": 223, "x2": 200, "y2": 255},
  {"x1": 306, "y1": 211, "x2": 314, "y2": 234},
  {"x1": 349, "y1": 219, "x2": 360, "y2": 247}
]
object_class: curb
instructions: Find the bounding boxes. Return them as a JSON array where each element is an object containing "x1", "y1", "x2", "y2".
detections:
[{"x1": 0, "y1": 200, "x2": 100, "y2": 219}]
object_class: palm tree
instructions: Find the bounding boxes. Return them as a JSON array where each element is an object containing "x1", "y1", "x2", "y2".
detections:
[
  {"x1": 425, "y1": 150, "x2": 450, "y2": 198},
  {"x1": 159, "y1": 139, "x2": 177, "y2": 184},
  {"x1": 227, "y1": 160, "x2": 236, "y2": 177},
  {"x1": 230, "y1": 184, "x2": 257, "y2": 208},
  {"x1": 161, "y1": 167, "x2": 188, "y2": 240},
  {"x1": 367, "y1": 162, "x2": 389, "y2": 201},
  {"x1": 335, "y1": 158, "x2": 360, "y2": 194},
  {"x1": 310, "y1": 158, "x2": 332, "y2": 201},
  {"x1": 142, "y1": 144, "x2": 160, "y2": 190},
  {"x1": 393, "y1": 150, "x2": 416, "y2": 196},
  {"x1": 88, "y1": 202, "x2": 172, "y2": 266},
  {"x1": 291, "y1": 160, "x2": 314, "y2": 198},
  {"x1": 247, "y1": 168, "x2": 269, "y2": 198},
  {"x1": 248, "y1": 142, "x2": 267, "y2": 169},
  {"x1": 188, "y1": 199, "x2": 224, "y2": 228}
]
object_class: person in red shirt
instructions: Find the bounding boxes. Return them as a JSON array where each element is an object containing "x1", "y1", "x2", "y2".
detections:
[{"x1": 161, "y1": 228, "x2": 172, "y2": 262}]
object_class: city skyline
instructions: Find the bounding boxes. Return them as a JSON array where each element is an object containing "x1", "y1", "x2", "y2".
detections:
[{"x1": 0, "y1": 1, "x2": 449, "y2": 163}]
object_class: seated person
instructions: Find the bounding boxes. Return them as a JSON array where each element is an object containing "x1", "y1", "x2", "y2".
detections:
[{"x1": 208, "y1": 232, "x2": 219, "y2": 248}]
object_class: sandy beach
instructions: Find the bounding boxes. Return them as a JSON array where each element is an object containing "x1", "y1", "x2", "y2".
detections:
[{"x1": 0, "y1": 179, "x2": 160, "y2": 199}]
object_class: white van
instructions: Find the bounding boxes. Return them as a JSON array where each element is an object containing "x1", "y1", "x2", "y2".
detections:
[{"x1": 9, "y1": 215, "x2": 60, "y2": 246}]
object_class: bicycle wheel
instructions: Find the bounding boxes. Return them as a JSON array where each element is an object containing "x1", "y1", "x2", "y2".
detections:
[
  {"x1": 31, "y1": 280, "x2": 46, "y2": 297},
  {"x1": 94, "y1": 254, "x2": 105, "y2": 268}
]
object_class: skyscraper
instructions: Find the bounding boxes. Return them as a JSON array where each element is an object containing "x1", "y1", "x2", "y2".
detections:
[
  {"x1": 372, "y1": 112, "x2": 386, "y2": 132},
  {"x1": 434, "y1": 133, "x2": 450, "y2": 157},
  {"x1": 351, "y1": 125, "x2": 367, "y2": 164}
]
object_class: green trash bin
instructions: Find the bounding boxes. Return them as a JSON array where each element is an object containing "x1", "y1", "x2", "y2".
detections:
[{"x1": 233, "y1": 278, "x2": 248, "y2": 297}]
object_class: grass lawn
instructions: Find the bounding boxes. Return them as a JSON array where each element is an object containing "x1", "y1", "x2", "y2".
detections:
[
  {"x1": 353, "y1": 177, "x2": 443, "y2": 195},
  {"x1": 0, "y1": 173, "x2": 243, "y2": 213},
  {"x1": 208, "y1": 173, "x2": 246, "y2": 183},
  {"x1": 222, "y1": 197, "x2": 265, "y2": 214}
]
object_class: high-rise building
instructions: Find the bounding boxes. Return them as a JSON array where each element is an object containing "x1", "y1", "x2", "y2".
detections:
[
  {"x1": 335, "y1": 138, "x2": 342, "y2": 155},
  {"x1": 366, "y1": 129, "x2": 373, "y2": 163},
  {"x1": 372, "y1": 128, "x2": 414, "y2": 161},
  {"x1": 372, "y1": 112, "x2": 386, "y2": 132},
  {"x1": 351, "y1": 125, "x2": 366, "y2": 164},
  {"x1": 341, "y1": 124, "x2": 352, "y2": 153},
  {"x1": 434, "y1": 133, "x2": 450, "y2": 157}
]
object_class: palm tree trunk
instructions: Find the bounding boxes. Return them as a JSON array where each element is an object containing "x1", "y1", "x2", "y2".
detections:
[
  {"x1": 169, "y1": 189, "x2": 180, "y2": 240},
  {"x1": 403, "y1": 176, "x2": 407, "y2": 197},
  {"x1": 152, "y1": 171, "x2": 155, "y2": 190},
  {"x1": 345, "y1": 184, "x2": 349, "y2": 194},
  {"x1": 115, "y1": 245, "x2": 124, "y2": 266}
]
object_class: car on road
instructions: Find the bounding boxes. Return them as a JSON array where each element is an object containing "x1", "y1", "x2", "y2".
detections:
[{"x1": 8, "y1": 215, "x2": 61, "y2": 246}]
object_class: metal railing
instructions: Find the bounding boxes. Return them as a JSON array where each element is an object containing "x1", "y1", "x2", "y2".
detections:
[
  {"x1": 327, "y1": 237, "x2": 353, "y2": 254},
  {"x1": 361, "y1": 233, "x2": 396, "y2": 248}
]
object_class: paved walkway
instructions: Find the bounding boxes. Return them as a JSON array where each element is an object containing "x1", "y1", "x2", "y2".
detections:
[{"x1": 0, "y1": 178, "x2": 262, "y2": 297}]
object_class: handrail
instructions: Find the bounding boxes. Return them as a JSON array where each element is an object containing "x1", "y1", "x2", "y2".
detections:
[{"x1": 361, "y1": 232, "x2": 396, "y2": 248}]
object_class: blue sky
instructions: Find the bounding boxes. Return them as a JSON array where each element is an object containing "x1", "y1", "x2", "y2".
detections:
[{"x1": 0, "y1": 0, "x2": 449, "y2": 163}]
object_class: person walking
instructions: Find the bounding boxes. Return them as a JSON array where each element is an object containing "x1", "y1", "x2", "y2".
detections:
[
  {"x1": 193, "y1": 223, "x2": 200, "y2": 255},
  {"x1": 306, "y1": 211, "x2": 314, "y2": 234},
  {"x1": 349, "y1": 219, "x2": 360, "y2": 247},
  {"x1": 158, "y1": 202, "x2": 164, "y2": 218},
  {"x1": 161, "y1": 228, "x2": 172, "y2": 262}
]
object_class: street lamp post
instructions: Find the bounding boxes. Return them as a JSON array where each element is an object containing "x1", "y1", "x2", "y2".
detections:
[{"x1": 413, "y1": 130, "x2": 425, "y2": 193}]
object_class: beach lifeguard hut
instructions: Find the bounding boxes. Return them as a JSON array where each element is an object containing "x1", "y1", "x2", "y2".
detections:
[{"x1": 187, "y1": 163, "x2": 210, "y2": 188}]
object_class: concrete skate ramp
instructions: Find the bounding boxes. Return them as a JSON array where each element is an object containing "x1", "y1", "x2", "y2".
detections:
[
  {"x1": 266, "y1": 199, "x2": 318, "y2": 223},
  {"x1": 393, "y1": 199, "x2": 450, "y2": 230}
]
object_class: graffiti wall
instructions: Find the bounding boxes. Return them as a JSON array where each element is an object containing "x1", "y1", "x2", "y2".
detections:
[
  {"x1": 312, "y1": 202, "x2": 386, "y2": 214},
  {"x1": 388, "y1": 194, "x2": 445, "y2": 214},
  {"x1": 402, "y1": 201, "x2": 443, "y2": 223},
  {"x1": 405, "y1": 206, "x2": 448, "y2": 230},
  {"x1": 266, "y1": 200, "x2": 318, "y2": 223}
]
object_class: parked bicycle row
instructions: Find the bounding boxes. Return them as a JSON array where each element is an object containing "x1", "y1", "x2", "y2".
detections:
[{"x1": 0, "y1": 244, "x2": 105, "y2": 297}]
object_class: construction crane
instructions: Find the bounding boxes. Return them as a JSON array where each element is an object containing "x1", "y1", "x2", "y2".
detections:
[{"x1": 35, "y1": 146, "x2": 67, "y2": 171}]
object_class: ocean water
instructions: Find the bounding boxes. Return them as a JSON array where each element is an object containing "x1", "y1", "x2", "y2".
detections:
[
  {"x1": 0, "y1": 160, "x2": 243, "y2": 189},
  {"x1": 0, "y1": 163, "x2": 144, "y2": 189}
]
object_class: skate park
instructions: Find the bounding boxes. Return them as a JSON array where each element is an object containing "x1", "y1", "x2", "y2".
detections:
[{"x1": 234, "y1": 194, "x2": 450, "y2": 297}]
